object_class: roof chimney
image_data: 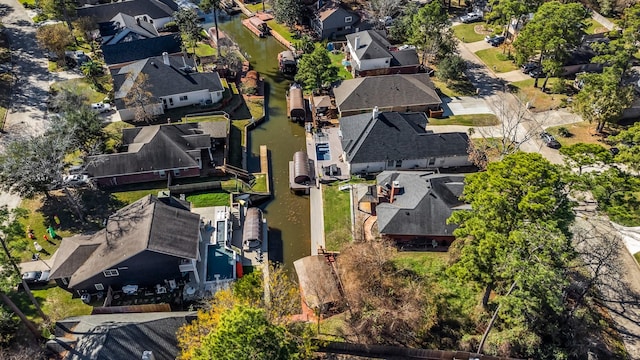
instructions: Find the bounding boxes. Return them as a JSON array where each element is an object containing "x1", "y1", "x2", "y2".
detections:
[
  {"x1": 372, "y1": 106, "x2": 379, "y2": 120},
  {"x1": 389, "y1": 180, "x2": 401, "y2": 203},
  {"x1": 354, "y1": 36, "x2": 360, "y2": 49},
  {"x1": 162, "y1": 52, "x2": 170, "y2": 66}
]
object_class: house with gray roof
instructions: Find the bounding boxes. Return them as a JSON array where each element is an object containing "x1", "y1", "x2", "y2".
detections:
[
  {"x1": 111, "y1": 53, "x2": 225, "y2": 121},
  {"x1": 77, "y1": 0, "x2": 178, "y2": 30},
  {"x1": 307, "y1": 0, "x2": 360, "y2": 39},
  {"x1": 345, "y1": 30, "x2": 419, "y2": 77},
  {"x1": 371, "y1": 171, "x2": 469, "y2": 246},
  {"x1": 332, "y1": 73, "x2": 442, "y2": 117},
  {"x1": 49, "y1": 195, "x2": 202, "y2": 295},
  {"x1": 99, "y1": 13, "x2": 159, "y2": 45},
  {"x1": 102, "y1": 33, "x2": 183, "y2": 66},
  {"x1": 339, "y1": 110, "x2": 471, "y2": 174},
  {"x1": 50, "y1": 311, "x2": 196, "y2": 360},
  {"x1": 86, "y1": 122, "x2": 228, "y2": 186}
]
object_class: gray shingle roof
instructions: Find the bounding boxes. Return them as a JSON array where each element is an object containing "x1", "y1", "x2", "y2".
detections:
[
  {"x1": 50, "y1": 195, "x2": 201, "y2": 288},
  {"x1": 77, "y1": 0, "x2": 178, "y2": 24},
  {"x1": 86, "y1": 123, "x2": 226, "y2": 178},
  {"x1": 102, "y1": 34, "x2": 182, "y2": 65},
  {"x1": 333, "y1": 73, "x2": 441, "y2": 113},
  {"x1": 340, "y1": 111, "x2": 470, "y2": 163},
  {"x1": 376, "y1": 171, "x2": 468, "y2": 236},
  {"x1": 58, "y1": 312, "x2": 196, "y2": 360},
  {"x1": 346, "y1": 30, "x2": 391, "y2": 61},
  {"x1": 111, "y1": 54, "x2": 223, "y2": 101},
  {"x1": 100, "y1": 13, "x2": 159, "y2": 40},
  {"x1": 390, "y1": 49, "x2": 419, "y2": 66}
]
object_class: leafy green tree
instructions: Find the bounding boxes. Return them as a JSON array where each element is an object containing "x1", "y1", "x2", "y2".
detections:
[
  {"x1": 273, "y1": 0, "x2": 302, "y2": 28},
  {"x1": 199, "y1": 0, "x2": 222, "y2": 58},
  {"x1": 586, "y1": 167, "x2": 640, "y2": 225},
  {"x1": 40, "y1": 0, "x2": 76, "y2": 30},
  {"x1": 436, "y1": 54, "x2": 467, "y2": 82},
  {"x1": 409, "y1": 0, "x2": 455, "y2": 64},
  {"x1": 559, "y1": 143, "x2": 612, "y2": 175},
  {"x1": 293, "y1": 35, "x2": 314, "y2": 54},
  {"x1": 50, "y1": 107, "x2": 106, "y2": 156},
  {"x1": 572, "y1": 67, "x2": 634, "y2": 133},
  {"x1": 608, "y1": 121, "x2": 640, "y2": 170},
  {"x1": 448, "y1": 152, "x2": 574, "y2": 308},
  {"x1": 194, "y1": 305, "x2": 297, "y2": 360},
  {"x1": 513, "y1": 1, "x2": 587, "y2": 89},
  {"x1": 174, "y1": 9, "x2": 202, "y2": 55},
  {"x1": 80, "y1": 60, "x2": 103, "y2": 89},
  {"x1": 35, "y1": 23, "x2": 74, "y2": 64},
  {"x1": 295, "y1": 46, "x2": 339, "y2": 92}
]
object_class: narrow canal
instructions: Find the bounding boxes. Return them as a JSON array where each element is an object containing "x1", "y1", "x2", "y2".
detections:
[{"x1": 204, "y1": 14, "x2": 311, "y2": 267}]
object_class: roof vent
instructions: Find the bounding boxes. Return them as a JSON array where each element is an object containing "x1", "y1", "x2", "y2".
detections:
[
  {"x1": 372, "y1": 106, "x2": 379, "y2": 120},
  {"x1": 142, "y1": 351, "x2": 155, "y2": 360},
  {"x1": 162, "y1": 52, "x2": 170, "y2": 66}
]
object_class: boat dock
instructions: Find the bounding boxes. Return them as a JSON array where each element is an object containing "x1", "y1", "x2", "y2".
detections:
[{"x1": 241, "y1": 13, "x2": 273, "y2": 38}]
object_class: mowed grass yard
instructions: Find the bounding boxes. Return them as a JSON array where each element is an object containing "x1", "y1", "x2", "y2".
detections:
[
  {"x1": 323, "y1": 183, "x2": 352, "y2": 251},
  {"x1": 452, "y1": 22, "x2": 490, "y2": 43},
  {"x1": 509, "y1": 78, "x2": 568, "y2": 111},
  {"x1": 429, "y1": 114, "x2": 499, "y2": 126},
  {"x1": 475, "y1": 47, "x2": 518, "y2": 73},
  {"x1": 50, "y1": 78, "x2": 108, "y2": 104}
]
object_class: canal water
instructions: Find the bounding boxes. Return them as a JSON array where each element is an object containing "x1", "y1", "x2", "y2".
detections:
[{"x1": 204, "y1": 14, "x2": 311, "y2": 268}]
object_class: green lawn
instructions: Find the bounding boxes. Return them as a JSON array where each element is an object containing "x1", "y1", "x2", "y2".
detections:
[
  {"x1": 10, "y1": 286, "x2": 92, "y2": 325},
  {"x1": 267, "y1": 20, "x2": 295, "y2": 43},
  {"x1": 50, "y1": 78, "x2": 108, "y2": 104},
  {"x1": 635, "y1": 252, "x2": 640, "y2": 265},
  {"x1": 18, "y1": 0, "x2": 36, "y2": 7},
  {"x1": 509, "y1": 78, "x2": 567, "y2": 111},
  {"x1": 185, "y1": 192, "x2": 230, "y2": 207},
  {"x1": 452, "y1": 22, "x2": 490, "y2": 43},
  {"x1": 584, "y1": 18, "x2": 607, "y2": 34},
  {"x1": 432, "y1": 77, "x2": 477, "y2": 98},
  {"x1": 195, "y1": 42, "x2": 216, "y2": 57},
  {"x1": 329, "y1": 51, "x2": 352, "y2": 80},
  {"x1": 429, "y1": 114, "x2": 500, "y2": 126},
  {"x1": 475, "y1": 48, "x2": 517, "y2": 73},
  {"x1": 245, "y1": 97, "x2": 264, "y2": 119},
  {"x1": 245, "y1": 2, "x2": 271, "y2": 12},
  {"x1": 16, "y1": 197, "x2": 76, "y2": 262},
  {"x1": 112, "y1": 188, "x2": 167, "y2": 205},
  {"x1": 104, "y1": 121, "x2": 134, "y2": 152},
  {"x1": 323, "y1": 183, "x2": 351, "y2": 251},
  {"x1": 251, "y1": 173, "x2": 268, "y2": 193},
  {"x1": 186, "y1": 115, "x2": 229, "y2": 123}
]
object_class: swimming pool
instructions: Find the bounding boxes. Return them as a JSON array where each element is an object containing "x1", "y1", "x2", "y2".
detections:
[
  {"x1": 206, "y1": 244, "x2": 235, "y2": 282},
  {"x1": 316, "y1": 144, "x2": 331, "y2": 161}
]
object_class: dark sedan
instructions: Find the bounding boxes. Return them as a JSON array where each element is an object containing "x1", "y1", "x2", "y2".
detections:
[{"x1": 540, "y1": 132, "x2": 561, "y2": 149}]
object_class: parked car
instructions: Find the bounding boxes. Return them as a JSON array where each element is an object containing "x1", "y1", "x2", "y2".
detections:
[
  {"x1": 521, "y1": 62, "x2": 538, "y2": 74},
  {"x1": 91, "y1": 102, "x2": 111, "y2": 113},
  {"x1": 379, "y1": 16, "x2": 393, "y2": 26},
  {"x1": 540, "y1": 132, "x2": 561, "y2": 149},
  {"x1": 22, "y1": 270, "x2": 50, "y2": 284},
  {"x1": 488, "y1": 35, "x2": 505, "y2": 46},
  {"x1": 528, "y1": 67, "x2": 546, "y2": 78},
  {"x1": 461, "y1": 12, "x2": 483, "y2": 23},
  {"x1": 63, "y1": 174, "x2": 90, "y2": 187},
  {"x1": 485, "y1": 34, "x2": 498, "y2": 42}
]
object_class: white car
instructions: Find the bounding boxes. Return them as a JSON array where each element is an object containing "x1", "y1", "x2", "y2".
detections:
[
  {"x1": 91, "y1": 102, "x2": 111, "y2": 113},
  {"x1": 63, "y1": 174, "x2": 90, "y2": 187},
  {"x1": 461, "y1": 12, "x2": 483, "y2": 23}
]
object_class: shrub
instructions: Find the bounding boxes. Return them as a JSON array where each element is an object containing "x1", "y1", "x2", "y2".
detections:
[
  {"x1": 551, "y1": 79, "x2": 566, "y2": 94},
  {"x1": 557, "y1": 127, "x2": 572, "y2": 138}
]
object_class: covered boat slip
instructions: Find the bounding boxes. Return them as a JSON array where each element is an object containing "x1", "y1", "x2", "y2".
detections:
[
  {"x1": 287, "y1": 84, "x2": 307, "y2": 122},
  {"x1": 289, "y1": 151, "x2": 315, "y2": 194},
  {"x1": 242, "y1": 207, "x2": 264, "y2": 251}
]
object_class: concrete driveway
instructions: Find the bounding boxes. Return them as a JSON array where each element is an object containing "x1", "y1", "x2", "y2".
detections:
[{"x1": 442, "y1": 96, "x2": 494, "y2": 116}]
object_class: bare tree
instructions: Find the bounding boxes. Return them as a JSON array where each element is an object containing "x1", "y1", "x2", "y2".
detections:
[
  {"x1": 367, "y1": 0, "x2": 402, "y2": 27},
  {"x1": 468, "y1": 93, "x2": 547, "y2": 170},
  {"x1": 123, "y1": 73, "x2": 157, "y2": 125}
]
